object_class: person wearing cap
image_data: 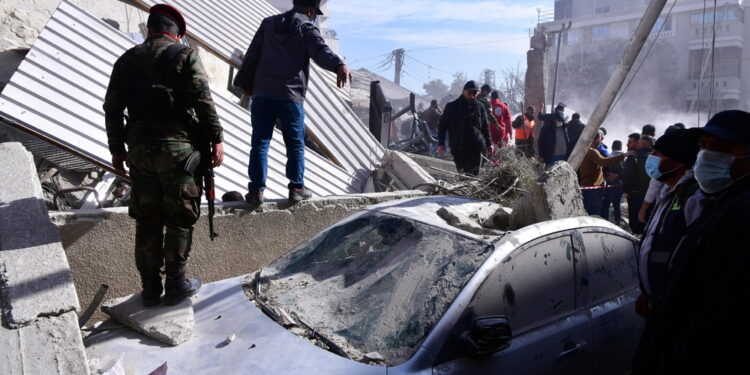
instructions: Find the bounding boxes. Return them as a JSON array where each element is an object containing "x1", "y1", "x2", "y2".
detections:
[
  {"x1": 475, "y1": 85, "x2": 501, "y2": 148},
  {"x1": 578, "y1": 131, "x2": 632, "y2": 215},
  {"x1": 490, "y1": 91, "x2": 512, "y2": 147},
  {"x1": 537, "y1": 103, "x2": 571, "y2": 168},
  {"x1": 512, "y1": 105, "x2": 537, "y2": 157},
  {"x1": 631, "y1": 129, "x2": 700, "y2": 373},
  {"x1": 234, "y1": 0, "x2": 351, "y2": 205},
  {"x1": 104, "y1": 4, "x2": 224, "y2": 307},
  {"x1": 633, "y1": 110, "x2": 750, "y2": 374},
  {"x1": 437, "y1": 81, "x2": 493, "y2": 176}
]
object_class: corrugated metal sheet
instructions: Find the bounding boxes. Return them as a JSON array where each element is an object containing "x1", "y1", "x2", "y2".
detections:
[
  {"x1": 0, "y1": 0, "x2": 356, "y2": 200},
  {"x1": 132, "y1": 0, "x2": 386, "y2": 186}
]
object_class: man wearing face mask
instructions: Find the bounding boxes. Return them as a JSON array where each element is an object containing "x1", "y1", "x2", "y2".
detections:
[
  {"x1": 437, "y1": 81, "x2": 494, "y2": 176},
  {"x1": 234, "y1": 0, "x2": 351, "y2": 205},
  {"x1": 634, "y1": 110, "x2": 750, "y2": 374},
  {"x1": 538, "y1": 103, "x2": 570, "y2": 168}
]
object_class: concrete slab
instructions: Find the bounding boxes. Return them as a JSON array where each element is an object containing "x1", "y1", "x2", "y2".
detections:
[
  {"x1": 0, "y1": 246, "x2": 80, "y2": 328},
  {"x1": 102, "y1": 294, "x2": 195, "y2": 346},
  {"x1": 384, "y1": 151, "x2": 436, "y2": 190},
  {"x1": 0, "y1": 311, "x2": 88, "y2": 375},
  {"x1": 511, "y1": 161, "x2": 586, "y2": 228}
]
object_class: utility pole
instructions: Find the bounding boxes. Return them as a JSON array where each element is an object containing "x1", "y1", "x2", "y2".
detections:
[
  {"x1": 567, "y1": 0, "x2": 669, "y2": 170},
  {"x1": 393, "y1": 48, "x2": 405, "y2": 85}
]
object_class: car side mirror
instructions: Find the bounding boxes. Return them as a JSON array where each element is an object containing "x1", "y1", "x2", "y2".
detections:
[{"x1": 465, "y1": 316, "x2": 512, "y2": 356}]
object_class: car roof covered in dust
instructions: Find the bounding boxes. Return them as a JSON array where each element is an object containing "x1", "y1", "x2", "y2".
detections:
[{"x1": 364, "y1": 196, "x2": 505, "y2": 241}]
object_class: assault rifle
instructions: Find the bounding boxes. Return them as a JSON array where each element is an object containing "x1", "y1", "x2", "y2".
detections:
[{"x1": 184, "y1": 135, "x2": 219, "y2": 241}]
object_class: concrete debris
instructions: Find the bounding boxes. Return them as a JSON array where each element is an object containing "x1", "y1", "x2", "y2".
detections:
[
  {"x1": 0, "y1": 311, "x2": 89, "y2": 375},
  {"x1": 290, "y1": 327, "x2": 307, "y2": 336},
  {"x1": 483, "y1": 207, "x2": 514, "y2": 230},
  {"x1": 510, "y1": 161, "x2": 586, "y2": 228},
  {"x1": 383, "y1": 151, "x2": 437, "y2": 191},
  {"x1": 437, "y1": 207, "x2": 502, "y2": 236},
  {"x1": 102, "y1": 294, "x2": 194, "y2": 346},
  {"x1": 0, "y1": 142, "x2": 80, "y2": 328},
  {"x1": 275, "y1": 307, "x2": 297, "y2": 327},
  {"x1": 364, "y1": 352, "x2": 385, "y2": 362},
  {"x1": 224, "y1": 334, "x2": 236, "y2": 345}
]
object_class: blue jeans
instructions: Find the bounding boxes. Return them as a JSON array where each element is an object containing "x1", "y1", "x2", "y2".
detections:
[
  {"x1": 582, "y1": 189, "x2": 603, "y2": 216},
  {"x1": 249, "y1": 97, "x2": 305, "y2": 191},
  {"x1": 601, "y1": 184, "x2": 624, "y2": 225}
]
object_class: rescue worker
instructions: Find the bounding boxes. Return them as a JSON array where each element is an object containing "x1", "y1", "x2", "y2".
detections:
[
  {"x1": 512, "y1": 105, "x2": 536, "y2": 157},
  {"x1": 633, "y1": 110, "x2": 750, "y2": 374},
  {"x1": 490, "y1": 91, "x2": 512, "y2": 147},
  {"x1": 437, "y1": 81, "x2": 494, "y2": 176},
  {"x1": 477, "y1": 84, "x2": 503, "y2": 147},
  {"x1": 104, "y1": 4, "x2": 224, "y2": 307},
  {"x1": 234, "y1": 0, "x2": 351, "y2": 205}
]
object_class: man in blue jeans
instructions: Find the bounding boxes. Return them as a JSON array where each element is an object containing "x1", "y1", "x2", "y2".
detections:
[{"x1": 233, "y1": 0, "x2": 351, "y2": 204}]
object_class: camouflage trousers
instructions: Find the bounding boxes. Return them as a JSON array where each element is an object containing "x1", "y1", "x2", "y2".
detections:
[{"x1": 127, "y1": 142, "x2": 201, "y2": 282}]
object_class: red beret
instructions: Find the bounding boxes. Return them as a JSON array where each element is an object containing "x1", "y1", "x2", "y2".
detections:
[{"x1": 150, "y1": 4, "x2": 187, "y2": 36}]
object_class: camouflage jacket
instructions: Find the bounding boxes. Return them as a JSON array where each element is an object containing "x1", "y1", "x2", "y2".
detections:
[
  {"x1": 477, "y1": 94, "x2": 500, "y2": 128},
  {"x1": 104, "y1": 34, "x2": 223, "y2": 155}
]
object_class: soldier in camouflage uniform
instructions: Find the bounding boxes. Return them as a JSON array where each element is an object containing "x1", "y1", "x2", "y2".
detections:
[
  {"x1": 104, "y1": 4, "x2": 224, "y2": 307},
  {"x1": 477, "y1": 84, "x2": 502, "y2": 148}
]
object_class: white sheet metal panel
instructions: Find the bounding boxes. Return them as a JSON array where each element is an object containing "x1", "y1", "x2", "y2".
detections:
[
  {"x1": 133, "y1": 0, "x2": 386, "y2": 185},
  {"x1": 0, "y1": 0, "x2": 356, "y2": 200}
]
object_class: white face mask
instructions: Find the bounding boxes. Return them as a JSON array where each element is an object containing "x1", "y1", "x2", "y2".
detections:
[{"x1": 694, "y1": 149, "x2": 750, "y2": 194}]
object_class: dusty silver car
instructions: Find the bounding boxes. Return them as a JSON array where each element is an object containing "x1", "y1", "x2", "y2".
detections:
[{"x1": 247, "y1": 196, "x2": 644, "y2": 374}]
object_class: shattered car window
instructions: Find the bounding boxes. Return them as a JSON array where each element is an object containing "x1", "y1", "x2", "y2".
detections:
[{"x1": 258, "y1": 212, "x2": 491, "y2": 365}]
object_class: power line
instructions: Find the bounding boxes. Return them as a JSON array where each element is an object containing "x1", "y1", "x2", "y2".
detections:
[
  {"x1": 406, "y1": 36, "x2": 528, "y2": 52},
  {"x1": 604, "y1": 0, "x2": 678, "y2": 121},
  {"x1": 406, "y1": 55, "x2": 454, "y2": 76},
  {"x1": 708, "y1": 0, "x2": 718, "y2": 118}
]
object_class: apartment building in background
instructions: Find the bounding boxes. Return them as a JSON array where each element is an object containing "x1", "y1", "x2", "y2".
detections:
[{"x1": 542, "y1": 0, "x2": 749, "y2": 113}]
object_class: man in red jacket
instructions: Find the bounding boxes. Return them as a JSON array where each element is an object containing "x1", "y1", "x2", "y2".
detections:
[{"x1": 490, "y1": 91, "x2": 512, "y2": 147}]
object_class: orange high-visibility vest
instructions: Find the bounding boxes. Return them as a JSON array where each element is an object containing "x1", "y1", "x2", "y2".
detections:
[{"x1": 515, "y1": 118, "x2": 535, "y2": 140}]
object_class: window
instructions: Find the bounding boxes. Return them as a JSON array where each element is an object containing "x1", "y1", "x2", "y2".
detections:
[
  {"x1": 691, "y1": 8, "x2": 742, "y2": 25},
  {"x1": 592, "y1": 25, "x2": 610, "y2": 41},
  {"x1": 555, "y1": 0, "x2": 573, "y2": 20},
  {"x1": 689, "y1": 47, "x2": 741, "y2": 79},
  {"x1": 652, "y1": 16, "x2": 672, "y2": 33},
  {"x1": 582, "y1": 232, "x2": 638, "y2": 304}
]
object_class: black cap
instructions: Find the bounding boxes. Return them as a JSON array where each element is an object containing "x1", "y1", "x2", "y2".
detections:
[
  {"x1": 294, "y1": 0, "x2": 324, "y2": 15},
  {"x1": 150, "y1": 4, "x2": 187, "y2": 36},
  {"x1": 463, "y1": 80, "x2": 479, "y2": 91},
  {"x1": 481, "y1": 84, "x2": 492, "y2": 92},
  {"x1": 654, "y1": 129, "x2": 700, "y2": 167},
  {"x1": 688, "y1": 110, "x2": 750, "y2": 144},
  {"x1": 555, "y1": 102, "x2": 566, "y2": 111}
]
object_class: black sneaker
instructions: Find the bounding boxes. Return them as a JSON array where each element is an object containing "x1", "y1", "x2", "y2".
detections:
[
  {"x1": 289, "y1": 187, "x2": 312, "y2": 203},
  {"x1": 245, "y1": 190, "x2": 264, "y2": 206},
  {"x1": 164, "y1": 277, "x2": 202, "y2": 306}
]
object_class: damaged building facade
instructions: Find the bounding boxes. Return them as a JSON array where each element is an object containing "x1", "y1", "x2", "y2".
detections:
[{"x1": 542, "y1": 0, "x2": 750, "y2": 120}]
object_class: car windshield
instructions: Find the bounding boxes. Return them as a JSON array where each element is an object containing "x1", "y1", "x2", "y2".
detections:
[{"x1": 258, "y1": 211, "x2": 492, "y2": 365}]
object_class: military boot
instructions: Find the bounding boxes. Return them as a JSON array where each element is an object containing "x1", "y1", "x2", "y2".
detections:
[
  {"x1": 140, "y1": 273, "x2": 163, "y2": 307},
  {"x1": 164, "y1": 274, "x2": 202, "y2": 306}
]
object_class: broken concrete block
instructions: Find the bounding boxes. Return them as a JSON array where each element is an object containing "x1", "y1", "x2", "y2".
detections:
[
  {"x1": 483, "y1": 207, "x2": 514, "y2": 230},
  {"x1": 102, "y1": 294, "x2": 194, "y2": 346},
  {"x1": 510, "y1": 161, "x2": 586, "y2": 228},
  {"x1": 384, "y1": 151, "x2": 436, "y2": 190},
  {"x1": 437, "y1": 207, "x2": 501, "y2": 236},
  {"x1": 0, "y1": 246, "x2": 80, "y2": 328},
  {"x1": 0, "y1": 311, "x2": 88, "y2": 375},
  {"x1": 0, "y1": 142, "x2": 80, "y2": 328}
]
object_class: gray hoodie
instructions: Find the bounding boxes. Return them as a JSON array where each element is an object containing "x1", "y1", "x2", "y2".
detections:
[{"x1": 233, "y1": 8, "x2": 344, "y2": 104}]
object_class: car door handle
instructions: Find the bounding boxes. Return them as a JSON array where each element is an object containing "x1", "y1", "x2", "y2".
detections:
[{"x1": 557, "y1": 341, "x2": 587, "y2": 362}]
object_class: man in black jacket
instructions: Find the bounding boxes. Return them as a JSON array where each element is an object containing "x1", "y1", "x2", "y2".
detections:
[
  {"x1": 437, "y1": 81, "x2": 494, "y2": 176},
  {"x1": 623, "y1": 135, "x2": 653, "y2": 234},
  {"x1": 234, "y1": 0, "x2": 351, "y2": 205},
  {"x1": 537, "y1": 103, "x2": 571, "y2": 168},
  {"x1": 634, "y1": 110, "x2": 750, "y2": 374}
]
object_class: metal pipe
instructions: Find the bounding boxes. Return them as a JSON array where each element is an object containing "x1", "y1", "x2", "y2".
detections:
[
  {"x1": 78, "y1": 284, "x2": 109, "y2": 328},
  {"x1": 567, "y1": 0, "x2": 669, "y2": 170}
]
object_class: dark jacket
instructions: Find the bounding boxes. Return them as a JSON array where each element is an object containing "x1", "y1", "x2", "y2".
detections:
[
  {"x1": 623, "y1": 148, "x2": 652, "y2": 194},
  {"x1": 233, "y1": 9, "x2": 344, "y2": 104},
  {"x1": 438, "y1": 96, "x2": 492, "y2": 152},
  {"x1": 634, "y1": 176, "x2": 750, "y2": 374},
  {"x1": 567, "y1": 118, "x2": 586, "y2": 148},
  {"x1": 537, "y1": 110, "x2": 571, "y2": 161},
  {"x1": 423, "y1": 107, "x2": 442, "y2": 134}
]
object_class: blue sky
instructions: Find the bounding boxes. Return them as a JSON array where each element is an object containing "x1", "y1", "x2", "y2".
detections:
[{"x1": 327, "y1": 0, "x2": 555, "y2": 95}]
